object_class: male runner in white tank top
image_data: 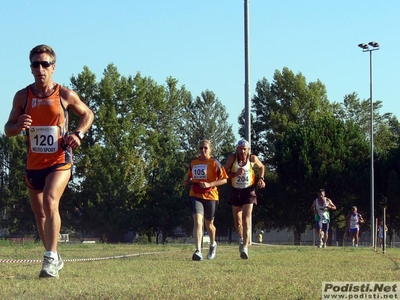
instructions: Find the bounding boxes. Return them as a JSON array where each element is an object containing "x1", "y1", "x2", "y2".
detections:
[{"x1": 311, "y1": 189, "x2": 336, "y2": 248}]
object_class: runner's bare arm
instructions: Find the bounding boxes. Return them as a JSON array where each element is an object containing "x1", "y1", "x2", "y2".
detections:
[
  {"x1": 4, "y1": 89, "x2": 32, "y2": 137},
  {"x1": 61, "y1": 87, "x2": 94, "y2": 134},
  {"x1": 61, "y1": 87, "x2": 94, "y2": 149},
  {"x1": 252, "y1": 155, "x2": 265, "y2": 178},
  {"x1": 223, "y1": 154, "x2": 236, "y2": 178},
  {"x1": 328, "y1": 199, "x2": 337, "y2": 210}
]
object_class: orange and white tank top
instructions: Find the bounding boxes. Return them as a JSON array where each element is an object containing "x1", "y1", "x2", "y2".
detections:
[
  {"x1": 230, "y1": 154, "x2": 256, "y2": 189},
  {"x1": 24, "y1": 84, "x2": 72, "y2": 170}
]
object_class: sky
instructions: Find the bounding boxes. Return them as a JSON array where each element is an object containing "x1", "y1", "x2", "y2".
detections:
[{"x1": 1, "y1": 1, "x2": 399, "y2": 140}]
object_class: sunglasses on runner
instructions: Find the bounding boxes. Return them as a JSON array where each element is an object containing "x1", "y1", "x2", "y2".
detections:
[
  {"x1": 199, "y1": 147, "x2": 208, "y2": 150},
  {"x1": 30, "y1": 61, "x2": 54, "y2": 68}
]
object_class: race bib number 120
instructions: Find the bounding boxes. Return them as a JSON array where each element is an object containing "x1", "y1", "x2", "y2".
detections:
[{"x1": 29, "y1": 126, "x2": 58, "y2": 153}]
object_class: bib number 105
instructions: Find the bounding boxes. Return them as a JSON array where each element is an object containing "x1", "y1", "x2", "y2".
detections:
[{"x1": 192, "y1": 164, "x2": 207, "y2": 180}]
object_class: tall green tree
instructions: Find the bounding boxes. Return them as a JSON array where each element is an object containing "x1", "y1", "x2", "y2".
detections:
[
  {"x1": 376, "y1": 144, "x2": 400, "y2": 239},
  {"x1": 69, "y1": 65, "x2": 229, "y2": 242},
  {"x1": 180, "y1": 89, "x2": 235, "y2": 162},
  {"x1": 70, "y1": 64, "x2": 149, "y2": 241},
  {"x1": 335, "y1": 92, "x2": 399, "y2": 154},
  {"x1": 242, "y1": 67, "x2": 336, "y2": 236},
  {"x1": 243, "y1": 67, "x2": 335, "y2": 163},
  {"x1": 135, "y1": 77, "x2": 193, "y2": 243},
  {"x1": 335, "y1": 92, "x2": 400, "y2": 233},
  {"x1": 58, "y1": 66, "x2": 99, "y2": 235},
  {"x1": 274, "y1": 117, "x2": 369, "y2": 244},
  {"x1": 0, "y1": 134, "x2": 31, "y2": 235}
]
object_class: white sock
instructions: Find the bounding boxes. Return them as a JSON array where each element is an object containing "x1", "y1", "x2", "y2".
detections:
[{"x1": 45, "y1": 251, "x2": 58, "y2": 260}]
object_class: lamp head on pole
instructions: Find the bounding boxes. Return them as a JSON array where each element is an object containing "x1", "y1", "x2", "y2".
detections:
[
  {"x1": 368, "y1": 41, "x2": 379, "y2": 49},
  {"x1": 358, "y1": 42, "x2": 380, "y2": 52}
]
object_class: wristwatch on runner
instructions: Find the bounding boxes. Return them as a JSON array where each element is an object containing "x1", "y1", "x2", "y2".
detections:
[{"x1": 74, "y1": 131, "x2": 84, "y2": 140}]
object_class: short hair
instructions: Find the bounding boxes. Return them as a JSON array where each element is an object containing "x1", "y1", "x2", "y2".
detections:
[
  {"x1": 237, "y1": 139, "x2": 250, "y2": 148},
  {"x1": 199, "y1": 139, "x2": 212, "y2": 149},
  {"x1": 318, "y1": 189, "x2": 325, "y2": 194},
  {"x1": 29, "y1": 44, "x2": 56, "y2": 63}
]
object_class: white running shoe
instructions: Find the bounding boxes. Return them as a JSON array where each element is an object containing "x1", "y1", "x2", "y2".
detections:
[
  {"x1": 39, "y1": 255, "x2": 63, "y2": 278},
  {"x1": 57, "y1": 253, "x2": 64, "y2": 272},
  {"x1": 239, "y1": 242, "x2": 244, "y2": 254},
  {"x1": 240, "y1": 246, "x2": 249, "y2": 259},
  {"x1": 192, "y1": 250, "x2": 203, "y2": 261},
  {"x1": 207, "y1": 243, "x2": 217, "y2": 260}
]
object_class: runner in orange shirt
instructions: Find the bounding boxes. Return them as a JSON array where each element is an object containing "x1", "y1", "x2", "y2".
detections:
[
  {"x1": 4, "y1": 44, "x2": 94, "y2": 278},
  {"x1": 184, "y1": 140, "x2": 228, "y2": 261}
]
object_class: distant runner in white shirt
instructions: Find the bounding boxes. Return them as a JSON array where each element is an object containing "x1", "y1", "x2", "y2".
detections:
[
  {"x1": 346, "y1": 206, "x2": 364, "y2": 247},
  {"x1": 311, "y1": 189, "x2": 337, "y2": 248}
]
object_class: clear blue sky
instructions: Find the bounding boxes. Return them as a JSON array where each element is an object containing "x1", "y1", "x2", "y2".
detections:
[{"x1": 1, "y1": 1, "x2": 399, "y2": 138}]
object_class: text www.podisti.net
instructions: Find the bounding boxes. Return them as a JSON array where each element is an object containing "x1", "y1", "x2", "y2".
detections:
[{"x1": 322, "y1": 282, "x2": 399, "y2": 299}]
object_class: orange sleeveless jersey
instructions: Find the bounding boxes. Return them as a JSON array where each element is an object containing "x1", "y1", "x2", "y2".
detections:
[
  {"x1": 24, "y1": 84, "x2": 72, "y2": 170},
  {"x1": 188, "y1": 157, "x2": 228, "y2": 200}
]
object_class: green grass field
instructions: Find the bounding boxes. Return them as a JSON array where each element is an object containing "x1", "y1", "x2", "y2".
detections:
[{"x1": 0, "y1": 241, "x2": 399, "y2": 299}]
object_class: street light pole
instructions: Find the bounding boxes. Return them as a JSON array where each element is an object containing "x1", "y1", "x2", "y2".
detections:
[
  {"x1": 244, "y1": 0, "x2": 251, "y2": 144},
  {"x1": 358, "y1": 41, "x2": 379, "y2": 248},
  {"x1": 244, "y1": 0, "x2": 253, "y2": 244}
]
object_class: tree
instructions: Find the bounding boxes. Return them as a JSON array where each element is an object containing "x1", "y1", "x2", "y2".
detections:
[
  {"x1": 0, "y1": 134, "x2": 31, "y2": 235},
  {"x1": 242, "y1": 67, "x2": 336, "y2": 237},
  {"x1": 67, "y1": 65, "x2": 237, "y2": 242},
  {"x1": 335, "y1": 92, "x2": 399, "y2": 154},
  {"x1": 243, "y1": 67, "x2": 334, "y2": 164},
  {"x1": 70, "y1": 64, "x2": 150, "y2": 241},
  {"x1": 335, "y1": 92, "x2": 400, "y2": 236},
  {"x1": 274, "y1": 116, "x2": 369, "y2": 244},
  {"x1": 179, "y1": 90, "x2": 236, "y2": 162},
  {"x1": 134, "y1": 77, "x2": 193, "y2": 243},
  {"x1": 376, "y1": 144, "x2": 400, "y2": 239}
]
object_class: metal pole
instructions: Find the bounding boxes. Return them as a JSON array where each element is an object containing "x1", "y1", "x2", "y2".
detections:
[
  {"x1": 244, "y1": 0, "x2": 251, "y2": 144},
  {"x1": 369, "y1": 50, "x2": 375, "y2": 248},
  {"x1": 244, "y1": 0, "x2": 252, "y2": 245},
  {"x1": 359, "y1": 42, "x2": 379, "y2": 248},
  {"x1": 383, "y1": 206, "x2": 386, "y2": 254},
  {"x1": 375, "y1": 218, "x2": 378, "y2": 252}
]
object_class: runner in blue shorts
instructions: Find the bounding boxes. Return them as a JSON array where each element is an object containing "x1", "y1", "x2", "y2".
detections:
[
  {"x1": 311, "y1": 189, "x2": 336, "y2": 248},
  {"x1": 346, "y1": 206, "x2": 364, "y2": 247}
]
